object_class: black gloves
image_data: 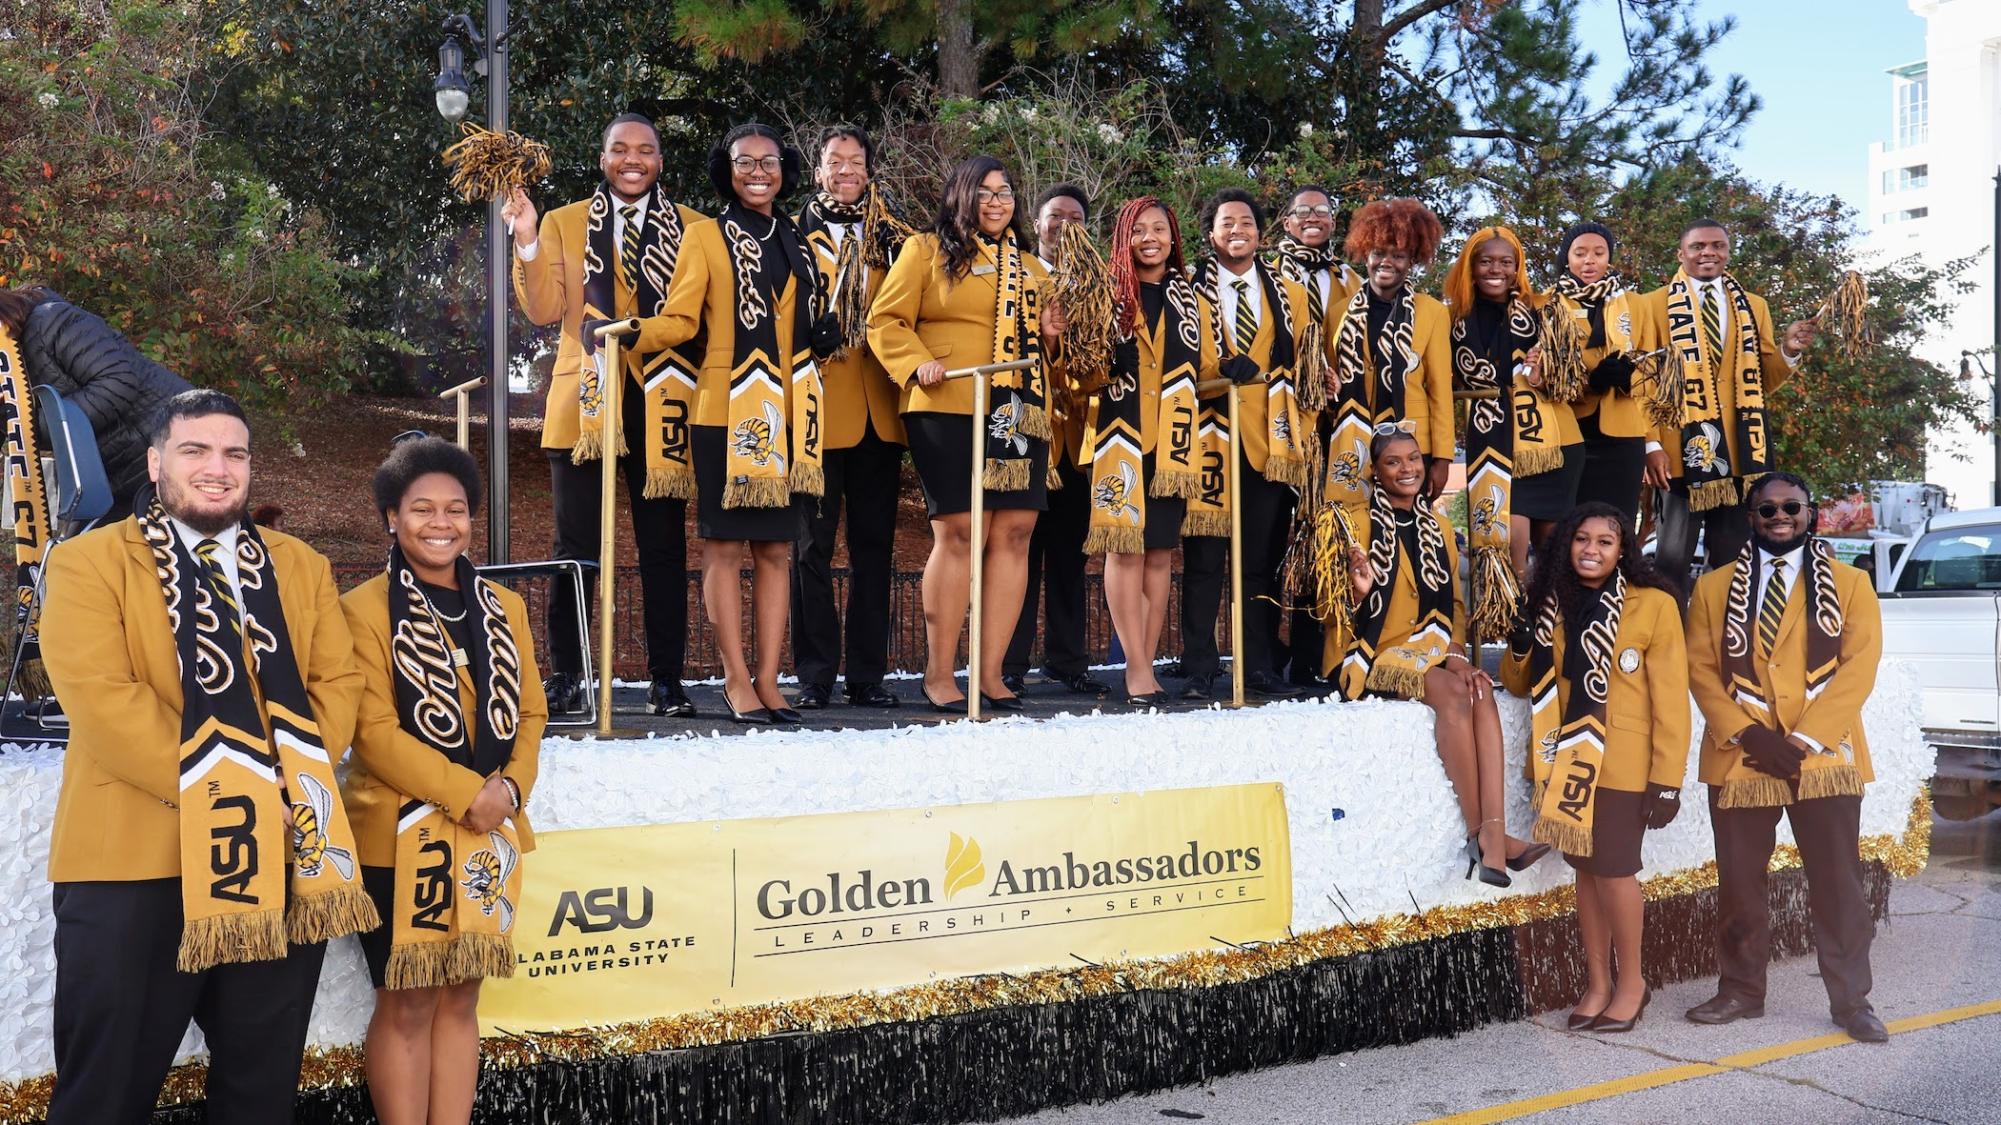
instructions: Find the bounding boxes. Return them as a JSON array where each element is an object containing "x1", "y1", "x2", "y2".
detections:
[
  {"x1": 1506, "y1": 607, "x2": 1534, "y2": 656},
  {"x1": 810, "y1": 313, "x2": 845, "y2": 359},
  {"x1": 1588, "y1": 351, "x2": 1637, "y2": 393},
  {"x1": 1643, "y1": 783, "x2": 1682, "y2": 829},
  {"x1": 1221, "y1": 354, "x2": 1262, "y2": 385},
  {"x1": 1739, "y1": 724, "x2": 1806, "y2": 779},
  {"x1": 1112, "y1": 338, "x2": 1140, "y2": 384},
  {"x1": 581, "y1": 316, "x2": 615, "y2": 353}
]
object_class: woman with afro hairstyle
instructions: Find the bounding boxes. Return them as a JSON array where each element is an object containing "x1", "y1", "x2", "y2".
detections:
[
  {"x1": 868, "y1": 155, "x2": 1065, "y2": 714},
  {"x1": 1322, "y1": 198, "x2": 1454, "y2": 512},
  {"x1": 1502, "y1": 501, "x2": 1688, "y2": 1033},
  {"x1": 636, "y1": 122, "x2": 845, "y2": 724}
]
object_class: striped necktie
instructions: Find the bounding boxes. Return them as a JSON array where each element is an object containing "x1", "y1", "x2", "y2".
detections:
[
  {"x1": 195, "y1": 538, "x2": 241, "y2": 635},
  {"x1": 1306, "y1": 269, "x2": 1326, "y2": 324},
  {"x1": 1701, "y1": 283, "x2": 1723, "y2": 363},
  {"x1": 1232, "y1": 277, "x2": 1257, "y2": 355},
  {"x1": 1757, "y1": 556, "x2": 1788, "y2": 657},
  {"x1": 618, "y1": 204, "x2": 640, "y2": 293}
]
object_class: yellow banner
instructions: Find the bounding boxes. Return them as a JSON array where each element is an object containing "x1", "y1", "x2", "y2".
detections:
[{"x1": 481, "y1": 783, "x2": 1290, "y2": 1032}]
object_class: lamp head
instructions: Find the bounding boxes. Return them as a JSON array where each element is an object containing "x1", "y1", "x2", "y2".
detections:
[{"x1": 434, "y1": 33, "x2": 470, "y2": 123}]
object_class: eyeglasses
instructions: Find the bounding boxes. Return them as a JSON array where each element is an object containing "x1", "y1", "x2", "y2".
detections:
[
  {"x1": 976, "y1": 188, "x2": 1016, "y2": 204},
  {"x1": 1289, "y1": 205, "x2": 1334, "y2": 220},
  {"x1": 1372, "y1": 419, "x2": 1417, "y2": 436},
  {"x1": 731, "y1": 156, "x2": 783, "y2": 174},
  {"x1": 1755, "y1": 500, "x2": 1811, "y2": 519}
]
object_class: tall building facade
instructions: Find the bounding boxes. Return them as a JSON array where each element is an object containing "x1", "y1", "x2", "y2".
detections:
[{"x1": 1864, "y1": 0, "x2": 2000, "y2": 508}]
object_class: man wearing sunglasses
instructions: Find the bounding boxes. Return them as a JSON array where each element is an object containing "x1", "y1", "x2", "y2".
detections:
[{"x1": 1683, "y1": 471, "x2": 1886, "y2": 1043}]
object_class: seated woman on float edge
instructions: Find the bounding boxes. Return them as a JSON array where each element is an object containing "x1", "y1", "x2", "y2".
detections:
[
  {"x1": 340, "y1": 435, "x2": 547, "y2": 1125},
  {"x1": 1327, "y1": 425, "x2": 1547, "y2": 886},
  {"x1": 1502, "y1": 501, "x2": 1689, "y2": 1033}
]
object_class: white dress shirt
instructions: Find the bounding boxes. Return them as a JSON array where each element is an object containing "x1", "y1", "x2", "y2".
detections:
[{"x1": 515, "y1": 191, "x2": 650, "y2": 262}]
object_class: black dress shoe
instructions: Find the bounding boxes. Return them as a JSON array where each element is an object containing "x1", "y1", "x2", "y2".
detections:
[
  {"x1": 1178, "y1": 676, "x2": 1214, "y2": 702},
  {"x1": 844, "y1": 683, "x2": 901, "y2": 708},
  {"x1": 1052, "y1": 670, "x2": 1111, "y2": 695},
  {"x1": 1159, "y1": 660, "x2": 1184, "y2": 678},
  {"x1": 795, "y1": 683, "x2": 833, "y2": 710},
  {"x1": 1247, "y1": 673, "x2": 1302, "y2": 699},
  {"x1": 979, "y1": 692, "x2": 1024, "y2": 713},
  {"x1": 1125, "y1": 691, "x2": 1168, "y2": 708},
  {"x1": 1001, "y1": 672, "x2": 1027, "y2": 696},
  {"x1": 1685, "y1": 993, "x2": 1765, "y2": 1025},
  {"x1": 770, "y1": 707, "x2": 804, "y2": 724},
  {"x1": 649, "y1": 680, "x2": 696, "y2": 718},
  {"x1": 542, "y1": 673, "x2": 582, "y2": 714},
  {"x1": 1838, "y1": 1007, "x2": 1889, "y2": 1043}
]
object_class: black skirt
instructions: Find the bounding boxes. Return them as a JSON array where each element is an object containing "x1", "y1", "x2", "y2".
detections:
[
  {"x1": 1140, "y1": 453, "x2": 1185, "y2": 552},
  {"x1": 1513, "y1": 442, "x2": 1586, "y2": 522},
  {"x1": 1561, "y1": 786, "x2": 1647, "y2": 878},
  {"x1": 693, "y1": 424, "x2": 804, "y2": 542},
  {"x1": 1574, "y1": 413, "x2": 1647, "y2": 524},
  {"x1": 356, "y1": 865, "x2": 398, "y2": 989},
  {"x1": 905, "y1": 410, "x2": 1049, "y2": 519}
]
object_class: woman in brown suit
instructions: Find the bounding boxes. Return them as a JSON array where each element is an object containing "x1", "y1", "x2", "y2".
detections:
[
  {"x1": 1503, "y1": 501, "x2": 1689, "y2": 1033},
  {"x1": 868, "y1": 155, "x2": 1064, "y2": 713}
]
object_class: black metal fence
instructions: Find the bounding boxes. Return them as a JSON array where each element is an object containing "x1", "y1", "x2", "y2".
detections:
[{"x1": 332, "y1": 565, "x2": 1226, "y2": 682}]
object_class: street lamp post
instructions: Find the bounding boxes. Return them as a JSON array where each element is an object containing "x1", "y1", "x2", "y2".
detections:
[{"x1": 433, "y1": 5, "x2": 512, "y2": 564}]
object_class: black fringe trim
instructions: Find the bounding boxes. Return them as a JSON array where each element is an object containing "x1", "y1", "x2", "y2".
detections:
[{"x1": 143, "y1": 863, "x2": 1891, "y2": 1125}]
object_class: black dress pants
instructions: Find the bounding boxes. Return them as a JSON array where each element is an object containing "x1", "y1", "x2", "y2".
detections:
[
  {"x1": 792, "y1": 420, "x2": 903, "y2": 690},
  {"x1": 1655, "y1": 483, "x2": 1750, "y2": 600},
  {"x1": 47, "y1": 878, "x2": 328, "y2": 1125},
  {"x1": 1707, "y1": 787, "x2": 1875, "y2": 1017},
  {"x1": 1006, "y1": 458, "x2": 1092, "y2": 679},
  {"x1": 1179, "y1": 448, "x2": 1294, "y2": 684},
  {"x1": 546, "y1": 383, "x2": 689, "y2": 682}
]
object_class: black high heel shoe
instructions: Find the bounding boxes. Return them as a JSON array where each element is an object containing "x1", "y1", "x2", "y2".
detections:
[
  {"x1": 1508, "y1": 842, "x2": 1554, "y2": 872},
  {"x1": 979, "y1": 692, "x2": 1024, "y2": 713},
  {"x1": 1589, "y1": 989, "x2": 1650, "y2": 1033},
  {"x1": 1463, "y1": 833, "x2": 1511, "y2": 888},
  {"x1": 922, "y1": 686, "x2": 966, "y2": 715},
  {"x1": 1566, "y1": 999, "x2": 1608, "y2": 1031},
  {"x1": 725, "y1": 692, "x2": 774, "y2": 725}
]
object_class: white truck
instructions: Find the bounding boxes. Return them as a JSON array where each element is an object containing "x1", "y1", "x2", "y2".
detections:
[{"x1": 1878, "y1": 506, "x2": 2001, "y2": 819}]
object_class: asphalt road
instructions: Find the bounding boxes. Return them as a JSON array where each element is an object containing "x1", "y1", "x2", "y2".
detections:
[{"x1": 1016, "y1": 811, "x2": 2001, "y2": 1125}]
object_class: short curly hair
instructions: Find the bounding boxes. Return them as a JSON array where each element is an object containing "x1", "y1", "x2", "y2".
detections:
[
  {"x1": 1343, "y1": 198, "x2": 1443, "y2": 265},
  {"x1": 706, "y1": 122, "x2": 805, "y2": 205},
  {"x1": 371, "y1": 434, "x2": 483, "y2": 521}
]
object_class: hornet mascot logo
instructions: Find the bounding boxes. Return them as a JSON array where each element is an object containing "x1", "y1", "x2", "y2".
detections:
[
  {"x1": 989, "y1": 392, "x2": 1029, "y2": 456},
  {"x1": 731, "y1": 400, "x2": 786, "y2": 469},
  {"x1": 290, "y1": 773, "x2": 356, "y2": 880},
  {"x1": 1093, "y1": 461, "x2": 1141, "y2": 523},
  {"x1": 1271, "y1": 408, "x2": 1293, "y2": 444},
  {"x1": 1683, "y1": 420, "x2": 1726, "y2": 475},
  {"x1": 1470, "y1": 483, "x2": 1503, "y2": 539},
  {"x1": 461, "y1": 830, "x2": 519, "y2": 933}
]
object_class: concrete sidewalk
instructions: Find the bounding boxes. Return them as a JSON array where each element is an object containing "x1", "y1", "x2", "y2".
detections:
[{"x1": 1017, "y1": 813, "x2": 2001, "y2": 1125}]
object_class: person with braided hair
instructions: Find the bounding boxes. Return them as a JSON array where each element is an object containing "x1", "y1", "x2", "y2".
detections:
[
  {"x1": 790, "y1": 125, "x2": 911, "y2": 711},
  {"x1": 1501, "y1": 502, "x2": 1687, "y2": 1034},
  {"x1": 1088, "y1": 197, "x2": 1219, "y2": 704}
]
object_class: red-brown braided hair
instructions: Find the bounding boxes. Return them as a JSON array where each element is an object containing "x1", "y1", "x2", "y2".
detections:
[{"x1": 1110, "y1": 196, "x2": 1187, "y2": 338}]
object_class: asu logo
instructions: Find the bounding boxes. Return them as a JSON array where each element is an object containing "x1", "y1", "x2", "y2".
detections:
[
  {"x1": 1683, "y1": 421, "x2": 1726, "y2": 474},
  {"x1": 944, "y1": 833, "x2": 985, "y2": 898},
  {"x1": 1093, "y1": 462, "x2": 1140, "y2": 523},
  {"x1": 289, "y1": 773, "x2": 355, "y2": 880},
  {"x1": 730, "y1": 401, "x2": 786, "y2": 468},
  {"x1": 989, "y1": 393, "x2": 1029, "y2": 455},
  {"x1": 1470, "y1": 484, "x2": 1503, "y2": 538},
  {"x1": 462, "y1": 830, "x2": 520, "y2": 933}
]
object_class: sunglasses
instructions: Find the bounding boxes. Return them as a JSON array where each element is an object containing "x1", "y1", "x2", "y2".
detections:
[
  {"x1": 1372, "y1": 420, "x2": 1418, "y2": 436},
  {"x1": 1754, "y1": 500, "x2": 1811, "y2": 519}
]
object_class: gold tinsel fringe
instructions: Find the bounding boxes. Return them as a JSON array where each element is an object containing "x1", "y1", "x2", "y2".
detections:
[
  {"x1": 1182, "y1": 510, "x2": 1230, "y2": 538},
  {"x1": 1718, "y1": 774, "x2": 1796, "y2": 809},
  {"x1": 1797, "y1": 764, "x2": 1866, "y2": 802},
  {"x1": 1513, "y1": 443, "x2": 1564, "y2": 477},
  {"x1": 723, "y1": 476, "x2": 793, "y2": 510},
  {"x1": 1537, "y1": 302, "x2": 1588, "y2": 403},
  {"x1": 789, "y1": 460, "x2": 826, "y2": 499},
  {"x1": 1688, "y1": 476, "x2": 1740, "y2": 513},
  {"x1": 1638, "y1": 347, "x2": 1685, "y2": 428},
  {"x1": 1815, "y1": 270, "x2": 1872, "y2": 360},
  {"x1": 1469, "y1": 545, "x2": 1522, "y2": 644},
  {"x1": 176, "y1": 908, "x2": 288, "y2": 974},
  {"x1": 984, "y1": 458, "x2": 1031, "y2": 492},
  {"x1": 1082, "y1": 525, "x2": 1146, "y2": 556},
  {"x1": 287, "y1": 883, "x2": 381, "y2": 946},
  {"x1": 441, "y1": 122, "x2": 553, "y2": 203},
  {"x1": 1531, "y1": 814, "x2": 1595, "y2": 858},
  {"x1": 642, "y1": 466, "x2": 698, "y2": 501},
  {"x1": 1016, "y1": 402, "x2": 1054, "y2": 442},
  {"x1": 2, "y1": 792, "x2": 1929, "y2": 1123},
  {"x1": 1052, "y1": 222, "x2": 1116, "y2": 377},
  {"x1": 1295, "y1": 323, "x2": 1332, "y2": 413},
  {"x1": 1150, "y1": 469, "x2": 1202, "y2": 499}
]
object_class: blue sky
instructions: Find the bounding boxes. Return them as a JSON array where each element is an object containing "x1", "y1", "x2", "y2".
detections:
[{"x1": 1575, "y1": 0, "x2": 1925, "y2": 216}]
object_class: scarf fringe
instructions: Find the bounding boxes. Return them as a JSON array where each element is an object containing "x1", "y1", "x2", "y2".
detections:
[
  {"x1": 1016, "y1": 402, "x2": 1053, "y2": 442},
  {"x1": 1182, "y1": 510, "x2": 1230, "y2": 538},
  {"x1": 1798, "y1": 763, "x2": 1866, "y2": 802},
  {"x1": 1719, "y1": 774, "x2": 1797, "y2": 809},
  {"x1": 1265, "y1": 454, "x2": 1311, "y2": 489},
  {"x1": 1046, "y1": 461, "x2": 1065, "y2": 491},
  {"x1": 570, "y1": 427, "x2": 627, "y2": 465},
  {"x1": 385, "y1": 932, "x2": 518, "y2": 991},
  {"x1": 984, "y1": 458, "x2": 1031, "y2": 492},
  {"x1": 177, "y1": 908, "x2": 289, "y2": 973},
  {"x1": 1688, "y1": 477, "x2": 1739, "y2": 513},
  {"x1": 451, "y1": 930, "x2": 517, "y2": 981},
  {"x1": 1295, "y1": 323, "x2": 1331, "y2": 413},
  {"x1": 1083, "y1": 525, "x2": 1146, "y2": 556},
  {"x1": 724, "y1": 476, "x2": 794, "y2": 510},
  {"x1": 287, "y1": 882, "x2": 381, "y2": 946},
  {"x1": 1151, "y1": 468, "x2": 1202, "y2": 499},
  {"x1": 1513, "y1": 443, "x2": 1565, "y2": 478},
  {"x1": 643, "y1": 465, "x2": 697, "y2": 501},
  {"x1": 1364, "y1": 660, "x2": 1427, "y2": 701},
  {"x1": 788, "y1": 460, "x2": 826, "y2": 499},
  {"x1": 1531, "y1": 815, "x2": 1595, "y2": 858}
]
